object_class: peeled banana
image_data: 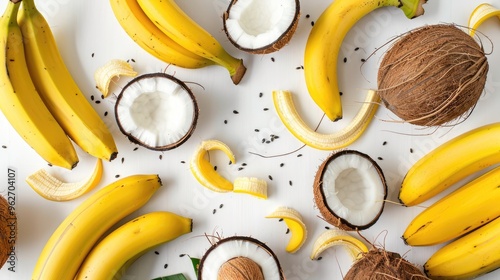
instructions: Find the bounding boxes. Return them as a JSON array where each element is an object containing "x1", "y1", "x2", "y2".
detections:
[
  {"x1": 32, "y1": 174, "x2": 162, "y2": 280},
  {"x1": 19, "y1": 0, "x2": 118, "y2": 161},
  {"x1": 304, "y1": 0, "x2": 426, "y2": 121},
  {"x1": 0, "y1": 0, "x2": 78, "y2": 170}
]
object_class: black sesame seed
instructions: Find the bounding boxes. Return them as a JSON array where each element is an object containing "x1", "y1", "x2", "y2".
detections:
[
  {"x1": 255, "y1": 129, "x2": 260, "y2": 132},
  {"x1": 311, "y1": 21, "x2": 315, "y2": 26},
  {"x1": 179, "y1": 254, "x2": 186, "y2": 257},
  {"x1": 286, "y1": 228, "x2": 290, "y2": 234},
  {"x1": 214, "y1": 165, "x2": 217, "y2": 171},
  {"x1": 263, "y1": 108, "x2": 269, "y2": 111},
  {"x1": 233, "y1": 110, "x2": 239, "y2": 114},
  {"x1": 242, "y1": 163, "x2": 247, "y2": 166},
  {"x1": 154, "y1": 251, "x2": 160, "y2": 255},
  {"x1": 228, "y1": 160, "x2": 232, "y2": 165},
  {"x1": 296, "y1": 66, "x2": 302, "y2": 70},
  {"x1": 213, "y1": 209, "x2": 216, "y2": 214},
  {"x1": 91, "y1": 53, "x2": 95, "y2": 57},
  {"x1": 91, "y1": 95, "x2": 95, "y2": 101},
  {"x1": 115, "y1": 174, "x2": 120, "y2": 178},
  {"x1": 339, "y1": 92, "x2": 343, "y2": 96},
  {"x1": 279, "y1": 218, "x2": 284, "y2": 222},
  {"x1": 343, "y1": 57, "x2": 347, "y2": 63},
  {"x1": 104, "y1": 111, "x2": 108, "y2": 117},
  {"x1": 159, "y1": 154, "x2": 163, "y2": 160},
  {"x1": 361, "y1": 58, "x2": 366, "y2": 62},
  {"x1": 133, "y1": 147, "x2": 139, "y2": 151},
  {"x1": 280, "y1": 163, "x2": 285, "y2": 167},
  {"x1": 325, "y1": 226, "x2": 330, "y2": 229},
  {"x1": 410, "y1": 148, "x2": 414, "y2": 153},
  {"x1": 383, "y1": 141, "x2": 387, "y2": 146},
  {"x1": 181, "y1": 160, "x2": 186, "y2": 164},
  {"x1": 271, "y1": 57, "x2": 275, "y2": 62},
  {"x1": 354, "y1": 47, "x2": 360, "y2": 51},
  {"x1": 266, "y1": 140, "x2": 271, "y2": 144},
  {"x1": 259, "y1": 92, "x2": 263, "y2": 98},
  {"x1": 131, "y1": 58, "x2": 136, "y2": 62},
  {"x1": 297, "y1": 154, "x2": 303, "y2": 157},
  {"x1": 95, "y1": 100, "x2": 101, "y2": 104},
  {"x1": 268, "y1": 175, "x2": 273, "y2": 180},
  {"x1": 306, "y1": 14, "x2": 310, "y2": 18},
  {"x1": 1, "y1": 145, "x2": 6, "y2": 149},
  {"x1": 224, "y1": 120, "x2": 228, "y2": 124},
  {"x1": 378, "y1": 157, "x2": 383, "y2": 160},
  {"x1": 238, "y1": 167, "x2": 244, "y2": 171},
  {"x1": 219, "y1": 204, "x2": 224, "y2": 208},
  {"x1": 101, "y1": 95, "x2": 104, "y2": 99},
  {"x1": 289, "y1": 180, "x2": 293, "y2": 186},
  {"x1": 121, "y1": 157, "x2": 125, "y2": 164},
  {"x1": 317, "y1": 257, "x2": 323, "y2": 261},
  {"x1": 262, "y1": 138, "x2": 266, "y2": 143},
  {"x1": 164, "y1": 263, "x2": 168, "y2": 269}
]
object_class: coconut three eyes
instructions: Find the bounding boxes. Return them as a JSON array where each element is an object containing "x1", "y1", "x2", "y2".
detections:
[{"x1": 313, "y1": 150, "x2": 387, "y2": 231}]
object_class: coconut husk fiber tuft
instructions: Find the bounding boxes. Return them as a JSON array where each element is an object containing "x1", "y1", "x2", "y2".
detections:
[{"x1": 377, "y1": 24, "x2": 488, "y2": 126}]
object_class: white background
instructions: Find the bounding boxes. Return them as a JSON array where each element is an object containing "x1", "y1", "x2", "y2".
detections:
[{"x1": 1, "y1": 0, "x2": 500, "y2": 279}]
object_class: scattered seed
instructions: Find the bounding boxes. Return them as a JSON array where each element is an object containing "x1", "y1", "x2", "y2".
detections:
[
  {"x1": 259, "y1": 92, "x2": 263, "y2": 98},
  {"x1": 297, "y1": 154, "x2": 303, "y2": 157},
  {"x1": 154, "y1": 251, "x2": 160, "y2": 255},
  {"x1": 233, "y1": 110, "x2": 239, "y2": 114},
  {"x1": 361, "y1": 58, "x2": 366, "y2": 62},
  {"x1": 289, "y1": 180, "x2": 293, "y2": 186},
  {"x1": 296, "y1": 65, "x2": 304, "y2": 70},
  {"x1": 306, "y1": 14, "x2": 310, "y2": 18},
  {"x1": 164, "y1": 263, "x2": 168, "y2": 269},
  {"x1": 325, "y1": 226, "x2": 330, "y2": 229},
  {"x1": 91, "y1": 53, "x2": 95, "y2": 57},
  {"x1": 317, "y1": 257, "x2": 323, "y2": 261},
  {"x1": 410, "y1": 148, "x2": 414, "y2": 153},
  {"x1": 159, "y1": 154, "x2": 163, "y2": 160},
  {"x1": 104, "y1": 111, "x2": 108, "y2": 117},
  {"x1": 263, "y1": 108, "x2": 269, "y2": 111},
  {"x1": 340, "y1": 92, "x2": 343, "y2": 96},
  {"x1": 266, "y1": 140, "x2": 271, "y2": 144},
  {"x1": 133, "y1": 147, "x2": 139, "y2": 151},
  {"x1": 238, "y1": 167, "x2": 244, "y2": 171},
  {"x1": 228, "y1": 160, "x2": 232, "y2": 165},
  {"x1": 262, "y1": 138, "x2": 266, "y2": 143},
  {"x1": 224, "y1": 120, "x2": 228, "y2": 124},
  {"x1": 219, "y1": 204, "x2": 224, "y2": 209},
  {"x1": 377, "y1": 157, "x2": 383, "y2": 160},
  {"x1": 95, "y1": 100, "x2": 101, "y2": 104},
  {"x1": 179, "y1": 254, "x2": 186, "y2": 257},
  {"x1": 1, "y1": 145, "x2": 6, "y2": 149},
  {"x1": 255, "y1": 129, "x2": 260, "y2": 132},
  {"x1": 271, "y1": 57, "x2": 275, "y2": 62},
  {"x1": 354, "y1": 47, "x2": 360, "y2": 51},
  {"x1": 214, "y1": 165, "x2": 217, "y2": 171},
  {"x1": 115, "y1": 174, "x2": 120, "y2": 178},
  {"x1": 101, "y1": 95, "x2": 104, "y2": 99},
  {"x1": 343, "y1": 57, "x2": 347, "y2": 63},
  {"x1": 121, "y1": 157, "x2": 125, "y2": 164},
  {"x1": 280, "y1": 163, "x2": 285, "y2": 167},
  {"x1": 91, "y1": 95, "x2": 95, "y2": 101},
  {"x1": 241, "y1": 163, "x2": 247, "y2": 166},
  {"x1": 311, "y1": 21, "x2": 315, "y2": 26},
  {"x1": 181, "y1": 160, "x2": 185, "y2": 164},
  {"x1": 286, "y1": 228, "x2": 290, "y2": 234},
  {"x1": 213, "y1": 209, "x2": 217, "y2": 214},
  {"x1": 268, "y1": 175, "x2": 273, "y2": 180},
  {"x1": 131, "y1": 58, "x2": 136, "y2": 63},
  {"x1": 279, "y1": 218, "x2": 284, "y2": 222},
  {"x1": 383, "y1": 141, "x2": 387, "y2": 146}
]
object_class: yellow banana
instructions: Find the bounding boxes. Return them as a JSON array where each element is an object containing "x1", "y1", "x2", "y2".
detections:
[
  {"x1": 0, "y1": 0, "x2": 78, "y2": 170},
  {"x1": 424, "y1": 217, "x2": 500, "y2": 279},
  {"x1": 32, "y1": 174, "x2": 162, "y2": 280},
  {"x1": 304, "y1": 0, "x2": 426, "y2": 121},
  {"x1": 400, "y1": 122, "x2": 500, "y2": 206},
  {"x1": 109, "y1": 0, "x2": 213, "y2": 69},
  {"x1": 75, "y1": 211, "x2": 192, "y2": 280},
  {"x1": 403, "y1": 165, "x2": 500, "y2": 246},
  {"x1": 18, "y1": 0, "x2": 118, "y2": 161},
  {"x1": 137, "y1": 0, "x2": 246, "y2": 84}
]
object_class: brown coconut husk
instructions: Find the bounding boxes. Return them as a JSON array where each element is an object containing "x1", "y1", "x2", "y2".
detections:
[
  {"x1": 344, "y1": 248, "x2": 429, "y2": 280},
  {"x1": 218, "y1": 256, "x2": 264, "y2": 280},
  {"x1": 377, "y1": 24, "x2": 488, "y2": 127},
  {"x1": 0, "y1": 195, "x2": 16, "y2": 268}
]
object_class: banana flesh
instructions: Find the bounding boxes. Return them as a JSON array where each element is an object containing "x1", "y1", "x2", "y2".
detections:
[
  {"x1": 19, "y1": 0, "x2": 118, "y2": 161},
  {"x1": 310, "y1": 229, "x2": 368, "y2": 260},
  {"x1": 75, "y1": 211, "x2": 192, "y2": 280},
  {"x1": 468, "y1": 3, "x2": 500, "y2": 37},
  {"x1": 95, "y1": 59, "x2": 138, "y2": 97},
  {"x1": 266, "y1": 206, "x2": 307, "y2": 253},
  {"x1": 32, "y1": 174, "x2": 162, "y2": 280},
  {"x1": 304, "y1": 0, "x2": 426, "y2": 121},
  {"x1": 233, "y1": 177, "x2": 268, "y2": 199}
]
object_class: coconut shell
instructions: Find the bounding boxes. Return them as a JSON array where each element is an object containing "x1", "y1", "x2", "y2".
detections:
[
  {"x1": 344, "y1": 248, "x2": 429, "y2": 280},
  {"x1": 0, "y1": 195, "x2": 16, "y2": 269},
  {"x1": 377, "y1": 24, "x2": 488, "y2": 126},
  {"x1": 313, "y1": 150, "x2": 387, "y2": 231}
]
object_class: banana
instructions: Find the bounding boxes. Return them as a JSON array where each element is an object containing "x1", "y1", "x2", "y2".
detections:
[
  {"x1": 399, "y1": 122, "x2": 500, "y2": 206},
  {"x1": 75, "y1": 211, "x2": 192, "y2": 280},
  {"x1": 304, "y1": 0, "x2": 426, "y2": 121},
  {"x1": 109, "y1": 0, "x2": 214, "y2": 69},
  {"x1": 424, "y1": 217, "x2": 500, "y2": 279},
  {"x1": 137, "y1": 0, "x2": 246, "y2": 84},
  {"x1": 0, "y1": 0, "x2": 78, "y2": 170},
  {"x1": 18, "y1": 0, "x2": 118, "y2": 161},
  {"x1": 403, "y1": 165, "x2": 500, "y2": 246},
  {"x1": 266, "y1": 206, "x2": 307, "y2": 254},
  {"x1": 32, "y1": 174, "x2": 162, "y2": 280}
]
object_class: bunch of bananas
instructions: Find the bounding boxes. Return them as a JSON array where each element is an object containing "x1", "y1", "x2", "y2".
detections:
[
  {"x1": 0, "y1": 0, "x2": 117, "y2": 170},
  {"x1": 110, "y1": 0, "x2": 246, "y2": 84}
]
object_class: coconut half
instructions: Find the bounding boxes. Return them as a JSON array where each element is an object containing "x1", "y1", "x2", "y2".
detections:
[
  {"x1": 115, "y1": 73, "x2": 198, "y2": 151},
  {"x1": 223, "y1": 0, "x2": 300, "y2": 54},
  {"x1": 198, "y1": 236, "x2": 285, "y2": 280},
  {"x1": 314, "y1": 150, "x2": 387, "y2": 231}
]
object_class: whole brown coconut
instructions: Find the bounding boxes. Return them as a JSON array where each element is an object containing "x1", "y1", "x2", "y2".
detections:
[
  {"x1": 344, "y1": 248, "x2": 429, "y2": 280},
  {"x1": 377, "y1": 24, "x2": 488, "y2": 126},
  {"x1": 0, "y1": 195, "x2": 16, "y2": 269}
]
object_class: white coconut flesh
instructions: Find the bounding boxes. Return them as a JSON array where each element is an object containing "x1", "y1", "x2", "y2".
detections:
[
  {"x1": 224, "y1": 0, "x2": 297, "y2": 50},
  {"x1": 200, "y1": 238, "x2": 282, "y2": 280},
  {"x1": 321, "y1": 153, "x2": 386, "y2": 227},
  {"x1": 115, "y1": 74, "x2": 197, "y2": 150}
]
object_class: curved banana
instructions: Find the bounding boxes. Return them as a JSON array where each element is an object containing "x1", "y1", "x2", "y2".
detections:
[
  {"x1": 18, "y1": 0, "x2": 118, "y2": 161},
  {"x1": 137, "y1": 0, "x2": 246, "y2": 84},
  {"x1": 403, "y1": 165, "x2": 500, "y2": 246},
  {"x1": 109, "y1": 0, "x2": 214, "y2": 69},
  {"x1": 0, "y1": 0, "x2": 78, "y2": 170},
  {"x1": 32, "y1": 174, "x2": 162, "y2": 280},
  {"x1": 266, "y1": 206, "x2": 307, "y2": 254},
  {"x1": 310, "y1": 229, "x2": 368, "y2": 260},
  {"x1": 75, "y1": 211, "x2": 192, "y2": 280},
  {"x1": 468, "y1": 3, "x2": 500, "y2": 37},
  {"x1": 424, "y1": 217, "x2": 500, "y2": 279},
  {"x1": 273, "y1": 89, "x2": 379, "y2": 150},
  {"x1": 399, "y1": 122, "x2": 500, "y2": 206},
  {"x1": 304, "y1": 0, "x2": 426, "y2": 121}
]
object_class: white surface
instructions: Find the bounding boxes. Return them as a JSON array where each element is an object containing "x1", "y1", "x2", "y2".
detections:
[{"x1": 1, "y1": 0, "x2": 500, "y2": 279}]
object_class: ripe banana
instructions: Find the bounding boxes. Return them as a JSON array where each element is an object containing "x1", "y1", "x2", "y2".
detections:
[
  {"x1": 399, "y1": 122, "x2": 500, "y2": 206},
  {"x1": 403, "y1": 165, "x2": 500, "y2": 246},
  {"x1": 0, "y1": 0, "x2": 78, "y2": 170},
  {"x1": 109, "y1": 0, "x2": 214, "y2": 69},
  {"x1": 304, "y1": 0, "x2": 426, "y2": 121},
  {"x1": 75, "y1": 211, "x2": 192, "y2": 280},
  {"x1": 18, "y1": 0, "x2": 118, "y2": 161},
  {"x1": 32, "y1": 174, "x2": 162, "y2": 280},
  {"x1": 137, "y1": 0, "x2": 246, "y2": 84},
  {"x1": 424, "y1": 217, "x2": 500, "y2": 279}
]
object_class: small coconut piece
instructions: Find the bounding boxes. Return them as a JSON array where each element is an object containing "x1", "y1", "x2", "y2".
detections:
[
  {"x1": 198, "y1": 236, "x2": 285, "y2": 280},
  {"x1": 115, "y1": 73, "x2": 198, "y2": 151},
  {"x1": 0, "y1": 195, "x2": 16, "y2": 269},
  {"x1": 223, "y1": 0, "x2": 300, "y2": 54},
  {"x1": 377, "y1": 24, "x2": 488, "y2": 126},
  {"x1": 344, "y1": 248, "x2": 428, "y2": 280},
  {"x1": 314, "y1": 150, "x2": 387, "y2": 231}
]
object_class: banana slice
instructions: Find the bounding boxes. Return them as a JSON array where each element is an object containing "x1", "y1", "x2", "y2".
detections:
[
  {"x1": 266, "y1": 206, "x2": 307, "y2": 253},
  {"x1": 273, "y1": 89, "x2": 379, "y2": 150},
  {"x1": 310, "y1": 229, "x2": 368, "y2": 260},
  {"x1": 468, "y1": 3, "x2": 500, "y2": 37},
  {"x1": 233, "y1": 177, "x2": 268, "y2": 199},
  {"x1": 94, "y1": 59, "x2": 138, "y2": 97},
  {"x1": 26, "y1": 159, "x2": 103, "y2": 201},
  {"x1": 190, "y1": 139, "x2": 236, "y2": 192}
]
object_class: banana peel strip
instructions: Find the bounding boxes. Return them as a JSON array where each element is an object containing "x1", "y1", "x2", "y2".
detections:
[
  {"x1": 310, "y1": 229, "x2": 369, "y2": 261},
  {"x1": 26, "y1": 159, "x2": 103, "y2": 201},
  {"x1": 468, "y1": 3, "x2": 500, "y2": 37},
  {"x1": 273, "y1": 90, "x2": 380, "y2": 150},
  {"x1": 94, "y1": 59, "x2": 138, "y2": 97},
  {"x1": 266, "y1": 206, "x2": 307, "y2": 253},
  {"x1": 233, "y1": 177, "x2": 268, "y2": 199}
]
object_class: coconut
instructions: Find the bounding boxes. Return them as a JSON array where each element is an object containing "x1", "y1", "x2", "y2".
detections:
[
  {"x1": 114, "y1": 73, "x2": 198, "y2": 151},
  {"x1": 198, "y1": 236, "x2": 285, "y2": 280},
  {"x1": 344, "y1": 248, "x2": 429, "y2": 280},
  {"x1": 223, "y1": 0, "x2": 300, "y2": 54},
  {"x1": 377, "y1": 24, "x2": 488, "y2": 127},
  {"x1": 313, "y1": 150, "x2": 387, "y2": 231},
  {"x1": 0, "y1": 195, "x2": 15, "y2": 269}
]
